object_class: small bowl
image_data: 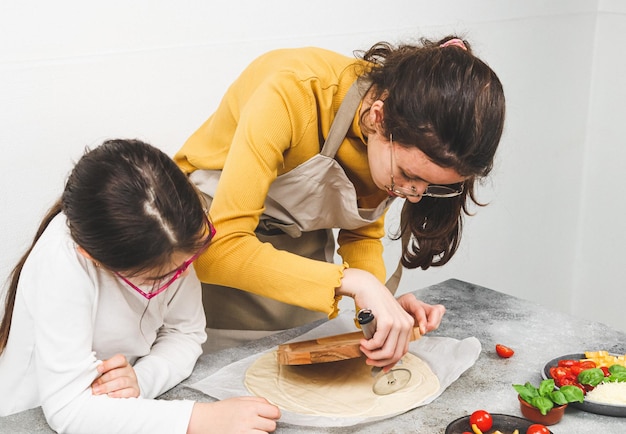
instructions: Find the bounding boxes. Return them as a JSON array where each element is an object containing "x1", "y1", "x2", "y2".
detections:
[{"x1": 518, "y1": 395, "x2": 567, "y2": 425}]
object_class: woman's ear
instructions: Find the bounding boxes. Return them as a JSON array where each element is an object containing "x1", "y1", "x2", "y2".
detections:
[{"x1": 368, "y1": 100, "x2": 386, "y2": 132}]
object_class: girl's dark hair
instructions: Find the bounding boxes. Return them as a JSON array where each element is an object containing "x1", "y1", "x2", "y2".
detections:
[
  {"x1": 0, "y1": 139, "x2": 208, "y2": 353},
  {"x1": 357, "y1": 36, "x2": 506, "y2": 269}
]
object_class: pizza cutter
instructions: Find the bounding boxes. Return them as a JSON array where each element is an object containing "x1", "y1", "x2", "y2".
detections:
[{"x1": 357, "y1": 308, "x2": 413, "y2": 396}]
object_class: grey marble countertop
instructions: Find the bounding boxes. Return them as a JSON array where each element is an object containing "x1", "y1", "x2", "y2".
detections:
[{"x1": 2, "y1": 279, "x2": 625, "y2": 433}]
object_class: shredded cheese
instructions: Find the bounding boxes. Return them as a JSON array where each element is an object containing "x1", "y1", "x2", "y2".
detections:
[{"x1": 585, "y1": 382, "x2": 626, "y2": 406}]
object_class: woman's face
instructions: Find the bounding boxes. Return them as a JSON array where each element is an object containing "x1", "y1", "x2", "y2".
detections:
[{"x1": 365, "y1": 101, "x2": 465, "y2": 203}]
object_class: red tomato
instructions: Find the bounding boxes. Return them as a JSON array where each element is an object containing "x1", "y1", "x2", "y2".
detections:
[
  {"x1": 583, "y1": 383, "x2": 595, "y2": 392},
  {"x1": 527, "y1": 424, "x2": 550, "y2": 434},
  {"x1": 495, "y1": 344, "x2": 515, "y2": 358},
  {"x1": 551, "y1": 366, "x2": 574, "y2": 382},
  {"x1": 549, "y1": 367, "x2": 559, "y2": 380},
  {"x1": 601, "y1": 366, "x2": 610, "y2": 376},
  {"x1": 570, "y1": 365, "x2": 585, "y2": 375},
  {"x1": 558, "y1": 359, "x2": 579, "y2": 367},
  {"x1": 469, "y1": 410, "x2": 493, "y2": 432},
  {"x1": 579, "y1": 360, "x2": 597, "y2": 369}
]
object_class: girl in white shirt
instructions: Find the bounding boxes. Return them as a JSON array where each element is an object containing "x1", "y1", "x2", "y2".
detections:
[{"x1": 0, "y1": 139, "x2": 280, "y2": 433}]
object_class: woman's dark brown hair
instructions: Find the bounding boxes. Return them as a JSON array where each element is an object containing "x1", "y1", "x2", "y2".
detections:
[
  {"x1": 358, "y1": 36, "x2": 506, "y2": 269},
  {"x1": 0, "y1": 139, "x2": 208, "y2": 353}
]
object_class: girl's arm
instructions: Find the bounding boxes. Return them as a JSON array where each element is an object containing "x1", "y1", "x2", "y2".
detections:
[
  {"x1": 131, "y1": 269, "x2": 206, "y2": 398},
  {"x1": 187, "y1": 398, "x2": 280, "y2": 434}
]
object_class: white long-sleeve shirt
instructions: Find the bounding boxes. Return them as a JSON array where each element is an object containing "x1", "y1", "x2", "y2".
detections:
[{"x1": 0, "y1": 214, "x2": 207, "y2": 433}]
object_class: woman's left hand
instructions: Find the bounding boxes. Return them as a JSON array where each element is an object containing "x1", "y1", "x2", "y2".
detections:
[
  {"x1": 91, "y1": 353, "x2": 140, "y2": 398},
  {"x1": 396, "y1": 293, "x2": 446, "y2": 336}
]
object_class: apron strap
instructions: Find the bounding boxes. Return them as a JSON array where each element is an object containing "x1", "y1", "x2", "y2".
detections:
[
  {"x1": 317, "y1": 77, "x2": 405, "y2": 293},
  {"x1": 384, "y1": 228, "x2": 409, "y2": 294},
  {"x1": 320, "y1": 78, "x2": 371, "y2": 158}
]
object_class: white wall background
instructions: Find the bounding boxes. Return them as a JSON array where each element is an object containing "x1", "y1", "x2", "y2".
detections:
[{"x1": 1, "y1": 1, "x2": 625, "y2": 333}]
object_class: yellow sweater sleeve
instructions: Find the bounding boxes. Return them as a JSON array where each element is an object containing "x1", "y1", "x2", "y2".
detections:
[{"x1": 174, "y1": 48, "x2": 388, "y2": 317}]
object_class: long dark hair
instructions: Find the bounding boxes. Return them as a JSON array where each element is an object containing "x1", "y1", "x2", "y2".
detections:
[
  {"x1": 0, "y1": 139, "x2": 208, "y2": 353},
  {"x1": 357, "y1": 36, "x2": 506, "y2": 269}
]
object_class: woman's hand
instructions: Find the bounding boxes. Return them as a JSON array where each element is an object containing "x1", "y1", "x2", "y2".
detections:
[
  {"x1": 336, "y1": 268, "x2": 446, "y2": 370},
  {"x1": 187, "y1": 397, "x2": 280, "y2": 434},
  {"x1": 91, "y1": 353, "x2": 140, "y2": 398},
  {"x1": 396, "y1": 292, "x2": 446, "y2": 335}
]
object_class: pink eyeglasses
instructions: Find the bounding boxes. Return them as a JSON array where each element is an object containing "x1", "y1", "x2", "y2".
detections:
[{"x1": 116, "y1": 218, "x2": 215, "y2": 300}]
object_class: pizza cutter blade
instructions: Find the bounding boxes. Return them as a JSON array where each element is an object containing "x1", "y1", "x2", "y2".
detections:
[{"x1": 372, "y1": 368, "x2": 412, "y2": 395}]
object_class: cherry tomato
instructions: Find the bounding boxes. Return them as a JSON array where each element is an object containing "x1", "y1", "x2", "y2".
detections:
[
  {"x1": 549, "y1": 367, "x2": 559, "y2": 381},
  {"x1": 551, "y1": 366, "x2": 569, "y2": 379},
  {"x1": 558, "y1": 359, "x2": 578, "y2": 367},
  {"x1": 579, "y1": 360, "x2": 597, "y2": 370},
  {"x1": 583, "y1": 383, "x2": 595, "y2": 392},
  {"x1": 495, "y1": 344, "x2": 515, "y2": 358},
  {"x1": 526, "y1": 423, "x2": 550, "y2": 434},
  {"x1": 550, "y1": 366, "x2": 575, "y2": 387},
  {"x1": 601, "y1": 366, "x2": 610, "y2": 376},
  {"x1": 469, "y1": 410, "x2": 493, "y2": 432}
]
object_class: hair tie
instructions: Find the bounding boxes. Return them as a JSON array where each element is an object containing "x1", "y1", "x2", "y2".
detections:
[{"x1": 440, "y1": 38, "x2": 467, "y2": 51}]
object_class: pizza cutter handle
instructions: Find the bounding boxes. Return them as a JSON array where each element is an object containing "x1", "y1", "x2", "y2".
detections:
[{"x1": 357, "y1": 308, "x2": 377, "y2": 339}]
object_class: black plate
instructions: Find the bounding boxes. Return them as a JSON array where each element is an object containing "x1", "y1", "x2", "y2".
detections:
[
  {"x1": 542, "y1": 353, "x2": 626, "y2": 417},
  {"x1": 445, "y1": 413, "x2": 553, "y2": 434}
]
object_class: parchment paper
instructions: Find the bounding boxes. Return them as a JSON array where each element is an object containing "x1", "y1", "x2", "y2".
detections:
[{"x1": 189, "y1": 310, "x2": 481, "y2": 427}]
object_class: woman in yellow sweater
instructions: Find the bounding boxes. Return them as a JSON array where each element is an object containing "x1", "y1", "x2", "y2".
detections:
[{"x1": 174, "y1": 36, "x2": 505, "y2": 368}]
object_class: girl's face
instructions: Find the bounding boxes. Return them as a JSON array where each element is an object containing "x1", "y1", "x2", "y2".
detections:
[
  {"x1": 77, "y1": 217, "x2": 213, "y2": 299},
  {"x1": 111, "y1": 249, "x2": 199, "y2": 300},
  {"x1": 126, "y1": 250, "x2": 196, "y2": 286},
  {"x1": 365, "y1": 101, "x2": 465, "y2": 203},
  {"x1": 116, "y1": 221, "x2": 214, "y2": 299}
]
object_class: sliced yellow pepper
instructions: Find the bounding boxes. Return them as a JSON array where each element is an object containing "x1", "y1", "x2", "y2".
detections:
[{"x1": 471, "y1": 423, "x2": 483, "y2": 434}]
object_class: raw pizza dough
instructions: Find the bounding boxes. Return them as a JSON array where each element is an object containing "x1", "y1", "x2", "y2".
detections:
[{"x1": 244, "y1": 351, "x2": 440, "y2": 418}]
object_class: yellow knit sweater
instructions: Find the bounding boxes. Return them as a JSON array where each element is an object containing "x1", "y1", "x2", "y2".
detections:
[{"x1": 174, "y1": 47, "x2": 390, "y2": 317}]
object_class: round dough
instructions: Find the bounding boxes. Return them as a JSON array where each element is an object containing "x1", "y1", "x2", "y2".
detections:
[{"x1": 244, "y1": 351, "x2": 440, "y2": 418}]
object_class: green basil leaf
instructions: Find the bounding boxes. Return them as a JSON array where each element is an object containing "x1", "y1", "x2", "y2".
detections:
[
  {"x1": 514, "y1": 382, "x2": 538, "y2": 402},
  {"x1": 609, "y1": 365, "x2": 626, "y2": 375},
  {"x1": 578, "y1": 368, "x2": 605, "y2": 386},
  {"x1": 550, "y1": 390, "x2": 568, "y2": 405},
  {"x1": 531, "y1": 396, "x2": 554, "y2": 416},
  {"x1": 608, "y1": 371, "x2": 626, "y2": 382},
  {"x1": 560, "y1": 385, "x2": 585, "y2": 403},
  {"x1": 539, "y1": 379, "x2": 555, "y2": 397}
]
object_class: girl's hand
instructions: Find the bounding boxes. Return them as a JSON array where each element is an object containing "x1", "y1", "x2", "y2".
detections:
[
  {"x1": 91, "y1": 353, "x2": 140, "y2": 398},
  {"x1": 187, "y1": 397, "x2": 280, "y2": 434}
]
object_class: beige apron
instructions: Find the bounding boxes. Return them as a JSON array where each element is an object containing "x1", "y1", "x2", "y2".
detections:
[{"x1": 191, "y1": 79, "x2": 400, "y2": 340}]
